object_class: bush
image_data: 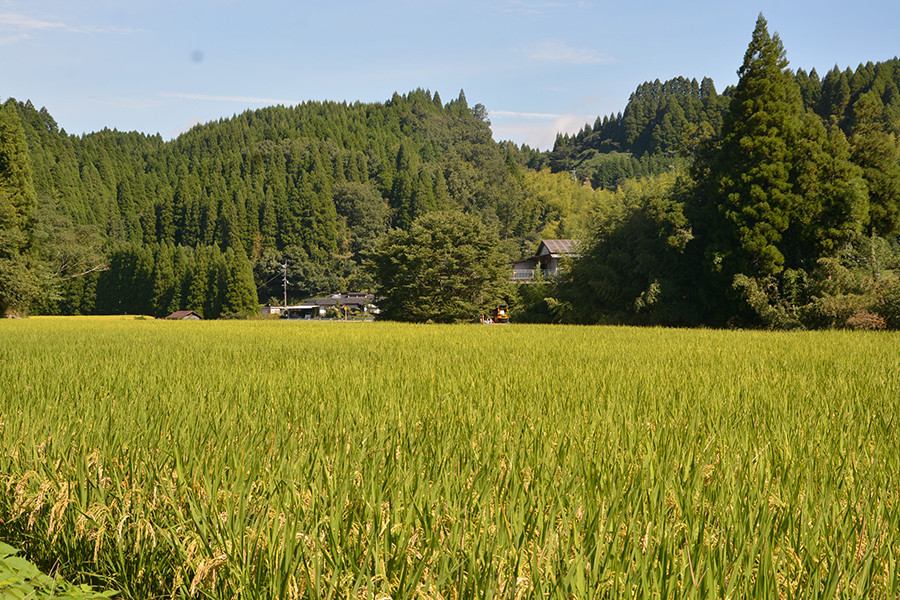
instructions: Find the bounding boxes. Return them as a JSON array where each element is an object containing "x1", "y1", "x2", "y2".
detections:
[
  {"x1": 510, "y1": 281, "x2": 555, "y2": 323},
  {"x1": 0, "y1": 542, "x2": 115, "y2": 599}
]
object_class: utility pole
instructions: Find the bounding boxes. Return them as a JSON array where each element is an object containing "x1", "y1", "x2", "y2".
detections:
[{"x1": 282, "y1": 262, "x2": 288, "y2": 308}]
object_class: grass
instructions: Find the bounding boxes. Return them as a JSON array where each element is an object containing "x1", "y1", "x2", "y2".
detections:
[{"x1": 0, "y1": 318, "x2": 898, "y2": 599}]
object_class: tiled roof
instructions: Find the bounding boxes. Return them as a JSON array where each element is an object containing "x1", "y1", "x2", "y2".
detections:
[
  {"x1": 165, "y1": 310, "x2": 201, "y2": 319},
  {"x1": 540, "y1": 239, "x2": 577, "y2": 256}
]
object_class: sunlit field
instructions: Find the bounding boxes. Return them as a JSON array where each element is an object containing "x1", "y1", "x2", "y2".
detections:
[{"x1": 1, "y1": 318, "x2": 898, "y2": 599}]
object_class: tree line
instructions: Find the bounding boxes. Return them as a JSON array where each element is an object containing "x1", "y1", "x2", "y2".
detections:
[
  {"x1": 546, "y1": 49, "x2": 900, "y2": 194},
  {"x1": 2, "y1": 14, "x2": 899, "y2": 327}
]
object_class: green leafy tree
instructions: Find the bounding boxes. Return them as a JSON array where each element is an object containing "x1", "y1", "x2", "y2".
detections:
[
  {"x1": 0, "y1": 103, "x2": 36, "y2": 232},
  {"x1": 151, "y1": 242, "x2": 179, "y2": 316},
  {"x1": 390, "y1": 143, "x2": 418, "y2": 229},
  {"x1": 184, "y1": 247, "x2": 210, "y2": 315},
  {"x1": 789, "y1": 115, "x2": 869, "y2": 258},
  {"x1": 367, "y1": 210, "x2": 509, "y2": 322},
  {"x1": 555, "y1": 174, "x2": 695, "y2": 324}
]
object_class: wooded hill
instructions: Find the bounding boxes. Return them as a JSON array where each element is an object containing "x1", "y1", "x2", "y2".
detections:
[
  {"x1": 2, "y1": 17, "x2": 899, "y2": 325},
  {"x1": 547, "y1": 59, "x2": 900, "y2": 190},
  {"x1": 3, "y1": 90, "x2": 582, "y2": 316}
]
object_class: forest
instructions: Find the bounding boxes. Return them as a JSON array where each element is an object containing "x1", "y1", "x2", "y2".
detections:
[{"x1": 1, "y1": 14, "x2": 899, "y2": 327}]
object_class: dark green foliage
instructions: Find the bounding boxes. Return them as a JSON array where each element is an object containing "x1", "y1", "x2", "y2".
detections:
[
  {"x1": 782, "y1": 115, "x2": 870, "y2": 271},
  {"x1": 6, "y1": 89, "x2": 554, "y2": 316},
  {"x1": 692, "y1": 14, "x2": 803, "y2": 280},
  {"x1": 850, "y1": 91, "x2": 900, "y2": 236},
  {"x1": 93, "y1": 243, "x2": 256, "y2": 318},
  {"x1": 0, "y1": 542, "x2": 115, "y2": 600},
  {"x1": 548, "y1": 53, "x2": 900, "y2": 204},
  {"x1": 11, "y1": 88, "x2": 533, "y2": 265},
  {"x1": 366, "y1": 211, "x2": 510, "y2": 322},
  {"x1": 0, "y1": 102, "x2": 40, "y2": 316},
  {"x1": 509, "y1": 280, "x2": 555, "y2": 323},
  {"x1": 555, "y1": 175, "x2": 696, "y2": 324},
  {"x1": 333, "y1": 182, "x2": 390, "y2": 258},
  {"x1": 221, "y1": 248, "x2": 258, "y2": 317},
  {"x1": 0, "y1": 102, "x2": 36, "y2": 235},
  {"x1": 680, "y1": 17, "x2": 900, "y2": 328},
  {"x1": 547, "y1": 76, "x2": 730, "y2": 189},
  {"x1": 4, "y1": 44, "x2": 900, "y2": 326},
  {"x1": 676, "y1": 14, "x2": 885, "y2": 326},
  {"x1": 548, "y1": 15, "x2": 900, "y2": 329}
]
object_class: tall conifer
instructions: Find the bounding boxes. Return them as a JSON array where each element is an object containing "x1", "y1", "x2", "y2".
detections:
[
  {"x1": 851, "y1": 91, "x2": 900, "y2": 236},
  {"x1": 692, "y1": 14, "x2": 803, "y2": 280},
  {"x1": 0, "y1": 102, "x2": 39, "y2": 315}
]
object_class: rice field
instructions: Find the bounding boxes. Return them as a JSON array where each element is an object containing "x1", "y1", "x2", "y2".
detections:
[{"x1": 0, "y1": 317, "x2": 898, "y2": 599}]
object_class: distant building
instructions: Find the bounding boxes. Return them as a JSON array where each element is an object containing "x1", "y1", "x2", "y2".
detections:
[
  {"x1": 511, "y1": 240, "x2": 578, "y2": 282},
  {"x1": 165, "y1": 310, "x2": 202, "y2": 320},
  {"x1": 263, "y1": 293, "x2": 376, "y2": 319},
  {"x1": 261, "y1": 305, "x2": 284, "y2": 317}
]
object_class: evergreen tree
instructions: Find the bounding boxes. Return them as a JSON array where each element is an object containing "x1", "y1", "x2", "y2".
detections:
[
  {"x1": 0, "y1": 102, "x2": 40, "y2": 316},
  {"x1": 204, "y1": 247, "x2": 228, "y2": 318},
  {"x1": 819, "y1": 66, "x2": 851, "y2": 123},
  {"x1": 690, "y1": 14, "x2": 804, "y2": 283},
  {"x1": 0, "y1": 102, "x2": 37, "y2": 233},
  {"x1": 221, "y1": 247, "x2": 258, "y2": 317},
  {"x1": 151, "y1": 243, "x2": 179, "y2": 316},
  {"x1": 850, "y1": 91, "x2": 900, "y2": 236},
  {"x1": 185, "y1": 248, "x2": 210, "y2": 315},
  {"x1": 390, "y1": 143, "x2": 417, "y2": 229},
  {"x1": 556, "y1": 174, "x2": 694, "y2": 324},
  {"x1": 791, "y1": 116, "x2": 869, "y2": 257}
]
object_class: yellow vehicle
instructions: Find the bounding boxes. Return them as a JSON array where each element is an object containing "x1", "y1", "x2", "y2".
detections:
[{"x1": 490, "y1": 304, "x2": 510, "y2": 324}]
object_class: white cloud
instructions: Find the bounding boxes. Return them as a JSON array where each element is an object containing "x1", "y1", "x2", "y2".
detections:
[
  {"x1": 499, "y1": 1, "x2": 579, "y2": 17},
  {"x1": 80, "y1": 25, "x2": 143, "y2": 35},
  {"x1": 161, "y1": 92, "x2": 298, "y2": 106},
  {"x1": 0, "y1": 12, "x2": 141, "y2": 36},
  {"x1": 170, "y1": 119, "x2": 207, "y2": 140},
  {"x1": 524, "y1": 40, "x2": 613, "y2": 65},
  {"x1": 90, "y1": 97, "x2": 160, "y2": 111},
  {"x1": 0, "y1": 12, "x2": 66, "y2": 30},
  {"x1": 0, "y1": 31, "x2": 28, "y2": 45},
  {"x1": 490, "y1": 110, "x2": 562, "y2": 120},
  {"x1": 491, "y1": 112, "x2": 594, "y2": 149}
]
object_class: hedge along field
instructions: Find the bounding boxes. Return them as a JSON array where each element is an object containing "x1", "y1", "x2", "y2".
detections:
[{"x1": 0, "y1": 318, "x2": 898, "y2": 600}]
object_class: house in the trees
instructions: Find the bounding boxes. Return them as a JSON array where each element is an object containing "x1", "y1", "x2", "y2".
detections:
[
  {"x1": 511, "y1": 240, "x2": 578, "y2": 282},
  {"x1": 262, "y1": 293, "x2": 376, "y2": 319}
]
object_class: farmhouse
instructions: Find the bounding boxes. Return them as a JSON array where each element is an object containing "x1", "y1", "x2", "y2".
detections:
[
  {"x1": 262, "y1": 293, "x2": 376, "y2": 319},
  {"x1": 511, "y1": 239, "x2": 578, "y2": 281},
  {"x1": 165, "y1": 310, "x2": 202, "y2": 320}
]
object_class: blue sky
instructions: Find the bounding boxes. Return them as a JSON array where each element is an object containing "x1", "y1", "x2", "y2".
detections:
[{"x1": 2, "y1": 1, "x2": 898, "y2": 149}]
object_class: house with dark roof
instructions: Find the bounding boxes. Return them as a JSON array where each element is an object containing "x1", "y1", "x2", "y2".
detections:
[
  {"x1": 511, "y1": 240, "x2": 578, "y2": 282},
  {"x1": 262, "y1": 293, "x2": 376, "y2": 319},
  {"x1": 165, "y1": 310, "x2": 202, "y2": 320}
]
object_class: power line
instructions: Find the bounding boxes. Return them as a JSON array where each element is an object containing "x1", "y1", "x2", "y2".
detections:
[{"x1": 256, "y1": 272, "x2": 284, "y2": 290}]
